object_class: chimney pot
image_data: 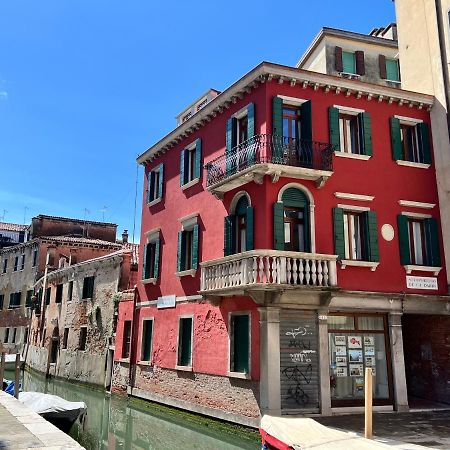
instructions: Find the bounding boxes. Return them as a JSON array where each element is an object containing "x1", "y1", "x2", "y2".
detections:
[{"x1": 122, "y1": 229, "x2": 128, "y2": 244}]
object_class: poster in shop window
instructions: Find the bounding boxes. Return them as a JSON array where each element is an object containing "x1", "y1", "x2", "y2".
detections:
[
  {"x1": 348, "y1": 336, "x2": 362, "y2": 348},
  {"x1": 349, "y1": 350, "x2": 363, "y2": 363},
  {"x1": 365, "y1": 356, "x2": 375, "y2": 366},
  {"x1": 365, "y1": 346, "x2": 375, "y2": 356},
  {"x1": 364, "y1": 336, "x2": 375, "y2": 346},
  {"x1": 336, "y1": 356, "x2": 347, "y2": 366},
  {"x1": 336, "y1": 367, "x2": 347, "y2": 377},
  {"x1": 335, "y1": 346, "x2": 347, "y2": 356},
  {"x1": 334, "y1": 336, "x2": 346, "y2": 346},
  {"x1": 349, "y1": 364, "x2": 364, "y2": 377}
]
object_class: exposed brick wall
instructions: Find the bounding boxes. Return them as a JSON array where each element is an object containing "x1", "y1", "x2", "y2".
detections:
[{"x1": 403, "y1": 314, "x2": 450, "y2": 404}]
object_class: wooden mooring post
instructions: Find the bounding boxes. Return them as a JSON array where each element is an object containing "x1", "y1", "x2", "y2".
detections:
[
  {"x1": 0, "y1": 352, "x2": 5, "y2": 387},
  {"x1": 365, "y1": 367, "x2": 373, "y2": 439},
  {"x1": 14, "y1": 353, "x2": 20, "y2": 399}
]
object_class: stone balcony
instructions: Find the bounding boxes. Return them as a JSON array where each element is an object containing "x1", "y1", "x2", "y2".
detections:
[
  {"x1": 200, "y1": 250, "x2": 338, "y2": 298},
  {"x1": 205, "y1": 134, "x2": 334, "y2": 196}
]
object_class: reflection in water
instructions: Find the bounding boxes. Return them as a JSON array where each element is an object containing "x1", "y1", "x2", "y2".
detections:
[{"x1": 5, "y1": 369, "x2": 258, "y2": 450}]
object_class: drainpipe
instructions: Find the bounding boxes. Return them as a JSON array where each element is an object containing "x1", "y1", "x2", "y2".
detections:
[{"x1": 128, "y1": 285, "x2": 139, "y2": 394}]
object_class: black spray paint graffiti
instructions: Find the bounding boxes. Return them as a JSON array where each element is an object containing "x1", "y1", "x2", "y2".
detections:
[{"x1": 282, "y1": 364, "x2": 313, "y2": 406}]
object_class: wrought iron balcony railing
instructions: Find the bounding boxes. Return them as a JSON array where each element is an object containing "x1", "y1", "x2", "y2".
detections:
[{"x1": 205, "y1": 134, "x2": 334, "y2": 188}]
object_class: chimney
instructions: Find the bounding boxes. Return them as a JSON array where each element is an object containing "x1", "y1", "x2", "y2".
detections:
[{"x1": 122, "y1": 229, "x2": 128, "y2": 244}]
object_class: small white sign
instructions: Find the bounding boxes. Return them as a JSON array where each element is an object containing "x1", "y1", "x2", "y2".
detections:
[
  {"x1": 406, "y1": 276, "x2": 438, "y2": 291},
  {"x1": 157, "y1": 294, "x2": 176, "y2": 309}
]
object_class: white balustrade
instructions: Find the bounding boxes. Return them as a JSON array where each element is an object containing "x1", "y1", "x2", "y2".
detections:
[{"x1": 200, "y1": 250, "x2": 338, "y2": 292}]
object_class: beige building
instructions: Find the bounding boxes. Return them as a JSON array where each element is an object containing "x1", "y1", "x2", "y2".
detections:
[{"x1": 395, "y1": 0, "x2": 450, "y2": 289}]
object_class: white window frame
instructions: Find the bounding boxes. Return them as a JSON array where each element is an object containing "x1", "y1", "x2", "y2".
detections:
[
  {"x1": 139, "y1": 317, "x2": 154, "y2": 364},
  {"x1": 176, "y1": 214, "x2": 199, "y2": 278},
  {"x1": 227, "y1": 311, "x2": 251, "y2": 379},
  {"x1": 175, "y1": 314, "x2": 194, "y2": 371},
  {"x1": 181, "y1": 141, "x2": 200, "y2": 190},
  {"x1": 147, "y1": 164, "x2": 163, "y2": 206},
  {"x1": 142, "y1": 228, "x2": 161, "y2": 285}
]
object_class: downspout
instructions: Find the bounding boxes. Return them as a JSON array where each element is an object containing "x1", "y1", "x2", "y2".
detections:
[
  {"x1": 128, "y1": 285, "x2": 139, "y2": 394},
  {"x1": 435, "y1": 0, "x2": 450, "y2": 132}
]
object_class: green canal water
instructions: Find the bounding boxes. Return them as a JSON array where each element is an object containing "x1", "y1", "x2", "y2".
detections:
[{"x1": 5, "y1": 369, "x2": 260, "y2": 450}]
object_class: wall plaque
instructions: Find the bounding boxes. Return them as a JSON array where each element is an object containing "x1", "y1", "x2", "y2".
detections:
[
  {"x1": 157, "y1": 295, "x2": 176, "y2": 309},
  {"x1": 406, "y1": 276, "x2": 438, "y2": 290}
]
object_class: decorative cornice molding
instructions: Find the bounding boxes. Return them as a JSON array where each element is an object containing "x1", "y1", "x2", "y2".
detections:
[
  {"x1": 398, "y1": 200, "x2": 436, "y2": 209},
  {"x1": 335, "y1": 192, "x2": 375, "y2": 202}
]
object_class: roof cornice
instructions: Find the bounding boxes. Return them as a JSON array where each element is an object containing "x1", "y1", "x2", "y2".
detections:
[{"x1": 136, "y1": 62, "x2": 434, "y2": 165}]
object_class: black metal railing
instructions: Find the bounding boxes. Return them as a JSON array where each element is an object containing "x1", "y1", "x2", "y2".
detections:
[{"x1": 205, "y1": 134, "x2": 334, "y2": 188}]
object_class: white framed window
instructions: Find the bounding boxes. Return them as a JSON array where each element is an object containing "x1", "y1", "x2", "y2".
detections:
[
  {"x1": 177, "y1": 214, "x2": 199, "y2": 277},
  {"x1": 343, "y1": 211, "x2": 366, "y2": 260},
  {"x1": 176, "y1": 315, "x2": 193, "y2": 369},
  {"x1": 140, "y1": 318, "x2": 154, "y2": 362},
  {"x1": 147, "y1": 164, "x2": 164, "y2": 205},
  {"x1": 228, "y1": 312, "x2": 251, "y2": 377}
]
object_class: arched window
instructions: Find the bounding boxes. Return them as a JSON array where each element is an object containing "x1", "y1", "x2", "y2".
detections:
[
  {"x1": 274, "y1": 187, "x2": 311, "y2": 252},
  {"x1": 224, "y1": 194, "x2": 254, "y2": 256}
]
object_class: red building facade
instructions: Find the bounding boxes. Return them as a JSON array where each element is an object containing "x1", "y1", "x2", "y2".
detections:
[{"x1": 114, "y1": 62, "x2": 449, "y2": 424}]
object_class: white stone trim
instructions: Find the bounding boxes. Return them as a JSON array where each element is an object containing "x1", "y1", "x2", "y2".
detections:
[
  {"x1": 178, "y1": 212, "x2": 199, "y2": 230},
  {"x1": 400, "y1": 211, "x2": 433, "y2": 219},
  {"x1": 145, "y1": 228, "x2": 161, "y2": 242},
  {"x1": 404, "y1": 265, "x2": 442, "y2": 276},
  {"x1": 396, "y1": 160, "x2": 431, "y2": 169},
  {"x1": 175, "y1": 365, "x2": 193, "y2": 372},
  {"x1": 334, "y1": 151, "x2": 371, "y2": 161},
  {"x1": 335, "y1": 192, "x2": 374, "y2": 202},
  {"x1": 337, "y1": 204, "x2": 371, "y2": 212},
  {"x1": 147, "y1": 197, "x2": 162, "y2": 207},
  {"x1": 227, "y1": 371, "x2": 251, "y2": 380},
  {"x1": 136, "y1": 294, "x2": 203, "y2": 308},
  {"x1": 340, "y1": 260, "x2": 379, "y2": 271},
  {"x1": 398, "y1": 200, "x2": 435, "y2": 209},
  {"x1": 277, "y1": 182, "x2": 316, "y2": 253},
  {"x1": 233, "y1": 104, "x2": 250, "y2": 120},
  {"x1": 332, "y1": 104, "x2": 365, "y2": 115},
  {"x1": 394, "y1": 115, "x2": 423, "y2": 125},
  {"x1": 277, "y1": 95, "x2": 308, "y2": 106},
  {"x1": 142, "y1": 278, "x2": 157, "y2": 285},
  {"x1": 175, "y1": 269, "x2": 197, "y2": 278},
  {"x1": 229, "y1": 191, "x2": 252, "y2": 214},
  {"x1": 185, "y1": 140, "x2": 197, "y2": 151},
  {"x1": 181, "y1": 177, "x2": 200, "y2": 190}
]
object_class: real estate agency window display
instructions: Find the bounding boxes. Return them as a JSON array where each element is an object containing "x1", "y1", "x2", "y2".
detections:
[{"x1": 328, "y1": 314, "x2": 392, "y2": 406}]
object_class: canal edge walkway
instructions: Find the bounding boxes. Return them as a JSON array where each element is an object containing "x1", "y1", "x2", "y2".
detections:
[{"x1": 0, "y1": 391, "x2": 84, "y2": 449}]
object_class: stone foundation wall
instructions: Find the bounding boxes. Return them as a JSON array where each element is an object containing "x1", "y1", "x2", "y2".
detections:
[
  {"x1": 112, "y1": 361, "x2": 130, "y2": 392},
  {"x1": 133, "y1": 365, "x2": 260, "y2": 419}
]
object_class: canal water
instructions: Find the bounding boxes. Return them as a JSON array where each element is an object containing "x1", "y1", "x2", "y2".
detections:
[{"x1": 5, "y1": 369, "x2": 259, "y2": 450}]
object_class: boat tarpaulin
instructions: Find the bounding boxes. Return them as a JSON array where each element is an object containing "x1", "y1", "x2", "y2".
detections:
[{"x1": 19, "y1": 392, "x2": 86, "y2": 416}]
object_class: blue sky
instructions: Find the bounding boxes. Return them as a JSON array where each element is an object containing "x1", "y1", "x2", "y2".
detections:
[{"x1": 0, "y1": 1, "x2": 395, "y2": 242}]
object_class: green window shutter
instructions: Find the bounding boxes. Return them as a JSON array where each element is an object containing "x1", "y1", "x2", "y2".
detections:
[
  {"x1": 153, "y1": 239, "x2": 160, "y2": 279},
  {"x1": 147, "y1": 172, "x2": 154, "y2": 203},
  {"x1": 333, "y1": 208, "x2": 345, "y2": 260},
  {"x1": 359, "y1": 112, "x2": 373, "y2": 156},
  {"x1": 397, "y1": 214, "x2": 411, "y2": 265},
  {"x1": 142, "y1": 244, "x2": 148, "y2": 280},
  {"x1": 379, "y1": 55, "x2": 387, "y2": 79},
  {"x1": 335, "y1": 46, "x2": 343, "y2": 72},
  {"x1": 424, "y1": 218, "x2": 441, "y2": 267},
  {"x1": 179, "y1": 318, "x2": 192, "y2": 366},
  {"x1": 246, "y1": 207, "x2": 254, "y2": 251},
  {"x1": 145, "y1": 244, "x2": 153, "y2": 279},
  {"x1": 194, "y1": 139, "x2": 202, "y2": 179},
  {"x1": 232, "y1": 315, "x2": 249, "y2": 373},
  {"x1": 226, "y1": 118, "x2": 237, "y2": 152},
  {"x1": 343, "y1": 51, "x2": 356, "y2": 74},
  {"x1": 364, "y1": 211, "x2": 380, "y2": 262},
  {"x1": 142, "y1": 320, "x2": 153, "y2": 361},
  {"x1": 272, "y1": 97, "x2": 283, "y2": 136},
  {"x1": 247, "y1": 103, "x2": 255, "y2": 139},
  {"x1": 390, "y1": 117, "x2": 402, "y2": 161},
  {"x1": 355, "y1": 51, "x2": 365, "y2": 76},
  {"x1": 386, "y1": 59, "x2": 400, "y2": 82},
  {"x1": 180, "y1": 150, "x2": 186, "y2": 186},
  {"x1": 158, "y1": 164, "x2": 164, "y2": 198},
  {"x1": 273, "y1": 202, "x2": 285, "y2": 250},
  {"x1": 224, "y1": 215, "x2": 234, "y2": 256},
  {"x1": 177, "y1": 231, "x2": 185, "y2": 272},
  {"x1": 329, "y1": 107, "x2": 340, "y2": 151},
  {"x1": 192, "y1": 224, "x2": 199, "y2": 270},
  {"x1": 417, "y1": 122, "x2": 432, "y2": 164},
  {"x1": 300, "y1": 101, "x2": 312, "y2": 141}
]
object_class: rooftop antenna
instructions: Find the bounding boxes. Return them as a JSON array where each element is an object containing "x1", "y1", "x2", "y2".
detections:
[
  {"x1": 1, "y1": 209, "x2": 8, "y2": 222},
  {"x1": 100, "y1": 206, "x2": 108, "y2": 222},
  {"x1": 83, "y1": 208, "x2": 90, "y2": 238}
]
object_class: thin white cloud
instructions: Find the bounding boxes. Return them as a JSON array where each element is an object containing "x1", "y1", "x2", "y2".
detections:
[{"x1": 0, "y1": 91, "x2": 7, "y2": 100}]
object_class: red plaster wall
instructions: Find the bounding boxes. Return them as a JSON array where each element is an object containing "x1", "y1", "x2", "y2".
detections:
[{"x1": 115, "y1": 299, "x2": 134, "y2": 361}]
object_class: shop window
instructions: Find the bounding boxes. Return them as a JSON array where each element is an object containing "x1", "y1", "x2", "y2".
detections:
[
  {"x1": 147, "y1": 164, "x2": 164, "y2": 205},
  {"x1": 229, "y1": 313, "x2": 250, "y2": 374},
  {"x1": 82, "y1": 276, "x2": 95, "y2": 299},
  {"x1": 177, "y1": 317, "x2": 193, "y2": 367},
  {"x1": 122, "y1": 321, "x2": 132, "y2": 358},
  {"x1": 328, "y1": 314, "x2": 391, "y2": 406},
  {"x1": 224, "y1": 194, "x2": 254, "y2": 256},
  {"x1": 79, "y1": 327, "x2": 87, "y2": 351},
  {"x1": 55, "y1": 284, "x2": 63, "y2": 304},
  {"x1": 141, "y1": 319, "x2": 153, "y2": 362}
]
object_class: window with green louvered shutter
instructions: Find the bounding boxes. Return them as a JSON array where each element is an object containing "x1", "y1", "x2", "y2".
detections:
[
  {"x1": 342, "y1": 51, "x2": 356, "y2": 74},
  {"x1": 390, "y1": 117, "x2": 402, "y2": 161},
  {"x1": 141, "y1": 320, "x2": 153, "y2": 362},
  {"x1": 333, "y1": 208, "x2": 345, "y2": 260},
  {"x1": 177, "y1": 231, "x2": 185, "y2": 272},
  {"x1": 246, "y1": 207, "x2": 254, "y2": 251},
  {"x1": 142, "y1": 244, "x2": 148, "y2": 280},
  {"x1": 153, "y1": 239, "x2": 160, "y2": 279},
  {"x1": 158, "y1": 164, "x2": 164, "y2": 198},
  {"x1": 224, "y1": 215, "x2": 234, "y2": 256},
  {"x1": 424, "y1": 218, "x2": 441, "y2": 267},
  {"x1": 359, "y1": 112, "x2": 372, "y2": 156},
  {"x1": 329, "y1": 107, "x2": 340, "y2": 151},
  {"x1": 272, "y1": 97, "x2": 283, "y2": 162},
  {"x1": 226, "y1": 118, "x2": 237, "y2": 175},
  {"x1": 397, "y1": 215, "x2": 410, "y2": 265},
  {"x1": 273, "y1": 202, "x2": 285, "y2": 250},
  {"x1": 300, "y1": 101, "x2": 312, "y2": 142},
  {"x1": 247, "y1": 103, "x2": 255, "y2": 139},
  {"x1": 180, "y1": 150, "x2": 186, "y2": 186},
  {"x1": 230, "y1": 314, "x2": 249, "y2": 373},
  {"x1": 194, "y1": 139, "x2": 202, "y2": 179},
  {"x1": 178, "y1": 317, "x2": 193, "y2": 366},
  {"x1": 364, "y1": 211, "x2": 380, "y2": 262},
  {"x1": 192, "y1": 224, "x2": 199, "y2": 270},
  {"x1": 147, "y1": 172, "x2": 154, "y2": 203},
  {"x1": 417, "y1": 122, "x2": 432, "y2": 164}
]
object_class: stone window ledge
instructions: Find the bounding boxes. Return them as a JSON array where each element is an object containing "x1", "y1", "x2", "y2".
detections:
[
  {"x1": 404, "y1": 265, "x2": 442, "y2": 276},
  {"x1": 340, "y1": 260, "x2": 379, "y2": 271},
  {"x1": 175, "y1": 365, "x2": 193, "y2": 372},
  {"x1": 137, "y1": 360, "x2": 153, "y2": 366},
  {"x1": 142, "y1": 278, "x2": 157, "y2": 285},
  {"x1": 147, "y1": 197, "x2": 162, "y2": 207},
  {"x1": 176, "y1": 269, "x2": 196, "y2": 278},
  {"x1": 118, "y1": 358, "x2": 130, "y2": 364},
  {"x1": 334, "y1": 151, "x2": 371, "y2": 161},
  {"x1": 396, "y1": 160, "x2": 430, "y2": 169},
  {"x1": 227, "y1": 371, "x2": 251, "y2": 380},
  {"x1": 181, "y1": 178, "x2": 200, "y2": 191}
]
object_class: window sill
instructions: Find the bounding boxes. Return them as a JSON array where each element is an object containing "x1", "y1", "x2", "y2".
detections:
[
  {"x1": 175, "y1": 365, "x2": 193, "y2": 372},
  {"x1": 334, "y1": 151, "x2": 371, "y2": 161},
  {"x1": 396, "y1": 160, "x2": 430, "y2": 169},
  {"x1": 142, "y1": 278, "x2": 157, "y2": 285},
  {"x1": 227, "y1": 371, "x2": 251, "y2": 380},
  {"x1": 404, "y1": 265, "x2": 442, "y2": 276},
  {"x1": 119, "y1": 358, "x2": 130, "y2": 364},
  {"x1": 176, "y1": 269, "x2": 197, "y2": 278},
  {"x1": 181, "y1": 178, "x2": 200, "y2": 191},
  {"x1": 137, "y1": 360, "x2": 153, "y2": 366},
  {"x1": 386, "y1": 79, "x2": 401, "y2": 84},
  {"x1": 147, "y1": 197, "x2": 162, "y2": 207},
  {"x1": 340, "y1": 260, "x2": 379, "y2": 271}
]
